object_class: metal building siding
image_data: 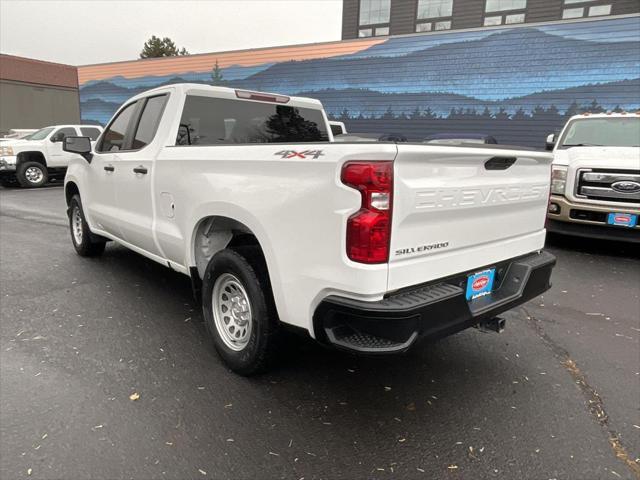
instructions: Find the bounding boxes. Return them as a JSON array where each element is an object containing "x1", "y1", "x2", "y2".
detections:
[
  {"x1": 77, "y1": 16, "x2": 640, "y2": 148},
  {"x1": 0, "y1": 54, "x2": 80, "y2": 133},
  {"x1": 0, "y1": 81, "x2": 80, "y2": 133}
]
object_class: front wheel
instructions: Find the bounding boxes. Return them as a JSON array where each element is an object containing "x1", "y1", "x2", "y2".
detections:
[
  {"x1": 202, "y1": 249, "x2": 280, "y2": 375},
  {"x1": 69, "y1": 195, "x2": 106, "y2": 257},
  {"x1": 17, "y1": 162, "x2": 48, "y2": 188}
]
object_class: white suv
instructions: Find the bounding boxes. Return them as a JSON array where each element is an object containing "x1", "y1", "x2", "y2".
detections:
[{"x1": 0, "y1": 124, "x2": 103, "y2": 188}]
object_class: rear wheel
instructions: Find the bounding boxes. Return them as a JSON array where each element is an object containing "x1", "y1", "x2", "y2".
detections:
[
  {"x1": 69, "y1": 195, "x2": 106, "y2": 257},
  {"x1": 202, "y1": 249, "x2": 279, "y2": 375},
  {"x1": 17, "y1": 161, "x2": 48, "y2": 188}
]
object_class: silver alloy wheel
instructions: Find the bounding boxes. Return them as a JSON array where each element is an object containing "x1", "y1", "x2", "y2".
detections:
[
  {"x1": 25, "y1": 166, "x2": 44, "y2": 184},
  {"x1": 212, "y1": 273, "x2": 252, "y2": 351},
  {"x1": 72, "y1": 206, "x2": 83, "y2": 245}
]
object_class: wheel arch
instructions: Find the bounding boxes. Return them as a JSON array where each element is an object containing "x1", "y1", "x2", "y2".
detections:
[
  {"x1": 190, "y1": 215, "x2": 266, "y2": 280},
  {"x1": 16, "y1": 151, "x2": 47, "y2": 167},
  {"x1": 65, "y1": 181, "x2": 80, "y2": 206}
]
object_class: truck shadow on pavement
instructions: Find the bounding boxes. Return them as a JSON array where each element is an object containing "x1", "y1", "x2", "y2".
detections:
[
  {"x1": 546, "y1": 232, "x2": 639, "y2": 258},
  {"x1": 100, "y1": 241, "x2": 532, "y2": 392}
]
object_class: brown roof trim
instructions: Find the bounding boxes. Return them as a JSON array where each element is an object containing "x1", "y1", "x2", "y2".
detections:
[{"x1": 0, "y1": 53, "x2": 78, "y2": 89}]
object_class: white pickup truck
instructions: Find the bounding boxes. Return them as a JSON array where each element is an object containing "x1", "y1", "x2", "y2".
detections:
[
  {"x1": 62, "y1": 84, "x2": 556, "y2": 375},
  {"x1": 0, "y1": 125, "x2": 103, "y2": 188},
  {"x1": 546, "y1": 113, "x2": 640, "y2": 243}
]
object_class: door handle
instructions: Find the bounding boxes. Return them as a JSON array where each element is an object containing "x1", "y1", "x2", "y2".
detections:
[
  {"x1": 133, "y1": 166, "x2": 148, "y2": 174},
  {"x1": 104, "y1": 165, "x2": 115, "y2": 172}
]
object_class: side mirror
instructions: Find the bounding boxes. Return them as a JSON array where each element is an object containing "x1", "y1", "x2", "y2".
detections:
[
  {"x1": 545, "y1": 133, "x2": 556, "y2": 151},
  {"x1": 63, "y1": 136, "x2": 93, "y2": 163}
]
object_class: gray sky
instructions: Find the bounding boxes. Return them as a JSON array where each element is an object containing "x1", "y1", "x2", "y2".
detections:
[{"x1": 0, "y1": 0, "x2": 343, "y2": 65}]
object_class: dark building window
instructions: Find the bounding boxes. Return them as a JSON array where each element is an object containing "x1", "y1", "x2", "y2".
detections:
[
  {"x1": 416, "y1": 0, "x2": 453, "y2": 32},
  {"x1": 484, "y1": 0, "x2": 526, "y2": 26},
  {"x1": 562, "y1": 1, "x2": 612, "y2": 19},
  {"x1": 358, "y1": 0, "x2": 391, "y2": 37}
]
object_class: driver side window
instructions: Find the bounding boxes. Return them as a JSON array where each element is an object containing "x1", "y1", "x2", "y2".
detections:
[
  {"x1": 98, "y1": 102, "x2": 137, "y2": 152},
  {"x1": 51, "y1": 127, "x2": 77, "y2": 143}
]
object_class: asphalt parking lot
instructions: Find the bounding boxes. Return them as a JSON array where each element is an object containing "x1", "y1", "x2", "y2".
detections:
[{"x1": 1, "y1": 185, "x2": 638, "y2": 480}]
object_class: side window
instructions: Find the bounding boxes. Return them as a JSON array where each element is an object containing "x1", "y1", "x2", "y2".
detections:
[
  {"x1": 51, "y1": 127, "x2": 77, "y2": 143},
  {"x1": 330, "y1": 124, "x2": 344, "y2": 136},
  {"x1": 131, "y1": 95, "x2": 168, "y2": 150},
  {"x1": 98, "y1": 102, "x2": 137, "y2": 152},
  {"x1": 176, "y1": 95, "x2": 329, "y2": 145},
  {"x1": 80, "y1": 127, "x2": 102, "y2": 141}
]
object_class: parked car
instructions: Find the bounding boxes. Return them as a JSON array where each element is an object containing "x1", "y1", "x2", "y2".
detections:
[
  {"x1": 424, "y1": 133, "x2": 498, "y2": 145},
  {"x1": 62, "y1": 84, "x2": 555, "y2": 375},
  {"x1": 328, "y1": 121, "x2": 347, "y2": 136},
  {"x1": 0, "y1": 129, "x2": 37, "y2": 142},
  {"x1": 546, "y1": 113, "x2": 640, "y2": 243},
  {"x1": 0, "y1": 124, "x2": 103, "y2": 188}
]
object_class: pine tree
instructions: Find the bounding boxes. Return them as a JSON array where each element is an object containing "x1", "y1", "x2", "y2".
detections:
[
  {"x1": 140, "y1": 36, "x2": 189, "y2": 58},
  {"x1": 382, "y1": 106, "x2": 395, "y2": 120},
  {"x1": 422, "y1": 107, "x2": 436, "y2": 119},
  {"x1": 211, "y1": 60, "x2": 224, "y2": 85},
  {"x1": 565, "y1": 101, "x2": 579, "y2": 117}
]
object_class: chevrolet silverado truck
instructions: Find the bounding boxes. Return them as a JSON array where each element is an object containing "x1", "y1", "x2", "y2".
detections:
[
  {"x1": 0, "y1": 124, "x2": 103, "y2": 188},
  {"x1": 546, "y1": 113, "x2": 640, "y2": 243},
  {"x1": 62, "y1": 84, "x2": 556, "y2": 375}
]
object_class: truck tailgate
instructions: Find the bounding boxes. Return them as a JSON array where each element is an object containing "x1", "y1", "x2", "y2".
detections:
[{"x1": 388, "y1": 144, "x2": 552, "y2": 291}]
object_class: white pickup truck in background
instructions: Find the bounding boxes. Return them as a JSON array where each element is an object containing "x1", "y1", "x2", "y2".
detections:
[
  {"x1": 546, "y1": 113, "x2": 640, "y2": 243},
  {"x1": 62, "y1": 84, "x2": 556, "y2": 375},
  {"x1": 0, "y1": 124, "x2": 103, "y2": 188}
]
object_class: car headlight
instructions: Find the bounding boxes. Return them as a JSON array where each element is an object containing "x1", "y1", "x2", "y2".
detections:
[
  {"x1": 0, "y1": 146, "x2": 14, "y2": 156},
  {"x1": 550, "y1": 166, "x2": 568, "y2": 195}
]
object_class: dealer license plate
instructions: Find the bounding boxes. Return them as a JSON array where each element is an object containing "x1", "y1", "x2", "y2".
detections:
[
  {"x1": 607, "y1": 213, "x2": 637, "y2": 228},
  {"x1": 466, "y1": 268, "x2": 496, "y2": 301}
]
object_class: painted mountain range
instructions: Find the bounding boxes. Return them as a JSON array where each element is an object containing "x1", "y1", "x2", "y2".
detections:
[{"x1": 78, "y1": 16, "x2": 640, "y2": 147}]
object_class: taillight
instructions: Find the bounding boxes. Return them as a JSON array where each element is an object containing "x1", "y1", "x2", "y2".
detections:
[{"x1": 341, "y1": 161, "x2": 393, "y2": 264}]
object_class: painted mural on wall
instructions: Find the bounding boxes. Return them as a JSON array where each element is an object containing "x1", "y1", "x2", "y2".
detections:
[{"x1": 78, "y1": 16, "x2": 640, "y2": 148}]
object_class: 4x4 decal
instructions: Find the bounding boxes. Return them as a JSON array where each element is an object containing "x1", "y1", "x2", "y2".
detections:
[{"x1": 274, "y1": 150, "x2": 324, "y2": 159}]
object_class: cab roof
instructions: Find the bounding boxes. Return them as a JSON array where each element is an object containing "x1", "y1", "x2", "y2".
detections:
[
  {"x1": 568, "y1": 111, "x2": 640, "y2": 121},
  {"x1": 128, "y1": 83, "x2": 324, "y2": 110}
]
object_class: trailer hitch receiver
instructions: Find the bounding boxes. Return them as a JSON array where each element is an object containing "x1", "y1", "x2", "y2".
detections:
[{"x1": 475, "y1": 317, "x2": 506, "y2": 334}]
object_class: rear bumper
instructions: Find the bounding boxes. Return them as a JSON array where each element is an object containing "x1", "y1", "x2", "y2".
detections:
[{"x1": 313, "y1": 251, "x2": 555, "y2": 354}]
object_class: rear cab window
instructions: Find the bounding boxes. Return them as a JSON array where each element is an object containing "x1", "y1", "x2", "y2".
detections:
[{"x1": 176, "y1": 95, "x2": 329, "y2": 146}]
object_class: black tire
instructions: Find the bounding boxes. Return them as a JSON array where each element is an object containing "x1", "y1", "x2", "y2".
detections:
[
  {"x1": 69, "y1": 194, "x2": 106, "y2": 257},
  {"x1": 202, "y1": 249, "x2": 280, "y2": 375},
  {"x1": 17, "y1": 161, "x2": 48, "y2": 188}
]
